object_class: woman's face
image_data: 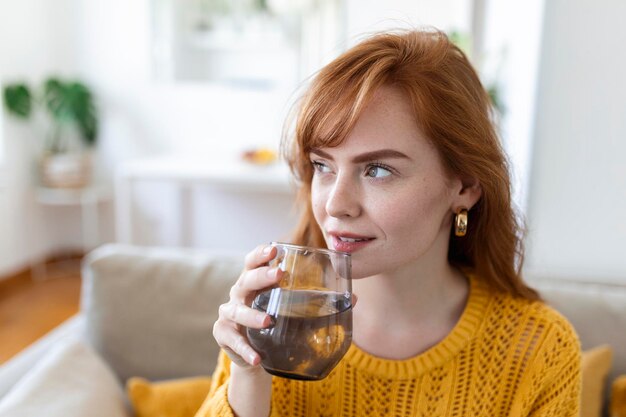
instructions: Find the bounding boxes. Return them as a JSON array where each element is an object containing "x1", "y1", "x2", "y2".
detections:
[{"x1": 310, "y1": 86, "x2": 476, "y2": 279}]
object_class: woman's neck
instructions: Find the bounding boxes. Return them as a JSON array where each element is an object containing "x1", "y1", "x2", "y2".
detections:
[{"x1": 351, "y1": 258, "x2": 469, "y2": 360}]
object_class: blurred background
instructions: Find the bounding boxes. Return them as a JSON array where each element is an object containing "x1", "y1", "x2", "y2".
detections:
[{"x1": 0, "y1": 0, "x2": 624, "y2": 284}]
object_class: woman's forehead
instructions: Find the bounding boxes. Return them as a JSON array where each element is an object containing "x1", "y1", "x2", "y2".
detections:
[{"x1": 306, "y1": 85, "x2": 423, "y2": 151}]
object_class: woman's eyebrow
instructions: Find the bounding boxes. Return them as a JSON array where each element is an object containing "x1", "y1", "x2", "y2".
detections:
[{"x1": 310, "y1": 148, "x2": 412, "y2": 163}]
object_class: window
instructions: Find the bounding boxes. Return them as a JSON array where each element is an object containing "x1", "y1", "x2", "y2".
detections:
[{"x1": 150, "y1": 0, "x2": 345, "y2": 88}]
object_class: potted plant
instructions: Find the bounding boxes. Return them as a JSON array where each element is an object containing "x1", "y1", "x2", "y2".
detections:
[{"x1": 3, "y1": 77, "x2": 98, "y2": 188}]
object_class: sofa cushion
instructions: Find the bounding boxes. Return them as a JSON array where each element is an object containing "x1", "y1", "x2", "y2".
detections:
[
  {"x1": 612, "y1": 375, "x2": 626, "y2": 417},
  {"x1": 581, "y1": 345, "x2": 613, "y2": 417},
  {"x1": 0, "y1": 339, "x2": 129, "y2": 417},
  {"x1": 81, "y1": 244, "x2": 243, "y2": 382}
]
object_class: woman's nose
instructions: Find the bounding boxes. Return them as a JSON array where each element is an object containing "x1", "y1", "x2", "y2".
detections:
[{"x1": 325, "y1": 174, "x2": 362, "y2": 218}]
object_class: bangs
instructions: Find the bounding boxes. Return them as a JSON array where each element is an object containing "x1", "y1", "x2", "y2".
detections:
[
  {"x1": 283, "y1": 31, "x2": 406, "y2": 183},
  {"x1": 299, "y1": 76, "x2": 381, "y2": 153},
  {"x1": 296, "y1": 41, "x2": 399, "y2": 155}
]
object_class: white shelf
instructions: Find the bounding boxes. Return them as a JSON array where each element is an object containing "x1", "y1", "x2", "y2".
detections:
[{"x1": 35, "y1": 186, "x2": 109, "y2": 206}]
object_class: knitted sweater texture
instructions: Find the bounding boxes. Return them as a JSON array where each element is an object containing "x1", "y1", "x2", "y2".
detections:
[{"x1": 196, "y1": 276, "x2": 581, "y2": 417}]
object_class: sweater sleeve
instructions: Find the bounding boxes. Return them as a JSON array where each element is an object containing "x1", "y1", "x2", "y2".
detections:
[
  {"x1": 194, "y1": 350, "x2": 236, "y2": 417},
  {"x1": 524, "y1": 310, "x2": 582, "y2": 417}
]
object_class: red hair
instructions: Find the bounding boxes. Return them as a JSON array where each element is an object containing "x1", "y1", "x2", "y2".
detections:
[{"x1": 282, "y1": 29, "x2": 538, "y2": 300}]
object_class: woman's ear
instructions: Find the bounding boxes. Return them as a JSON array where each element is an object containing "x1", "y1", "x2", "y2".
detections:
[{"x1": 454, "y1": 177, "x2": 482, "y2": 211}]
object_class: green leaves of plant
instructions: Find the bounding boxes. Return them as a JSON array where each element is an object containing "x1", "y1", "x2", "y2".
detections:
[
  {"x1": 44, "y1": 78, "x2": 98, "y2": 145},
  {"x1": 3, "y1": 83, "x2": 32, "y2": 118},
  {"x1": 2, "y1": 78, "x2": 98, "y2": 148}
]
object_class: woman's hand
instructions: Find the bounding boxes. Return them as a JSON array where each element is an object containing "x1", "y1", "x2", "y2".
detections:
[
  {"x1": 213, "y1": 245, "x2": 282, "y2": 416},
  {"x1": 213, "y1": 244, "x2": 283, "y2": 369}
]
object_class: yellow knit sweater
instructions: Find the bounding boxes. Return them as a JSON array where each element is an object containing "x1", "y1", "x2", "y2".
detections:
[{"x1": 196, "y1": 276, "x2": 581, "y2": 417}]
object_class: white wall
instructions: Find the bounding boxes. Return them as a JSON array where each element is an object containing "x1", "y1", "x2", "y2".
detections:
[
  {"x1": 525, "y1": 0, "x2": 626, "y2": 281},
  {"x1": 0, "y1": 0, "x2": 303, "y2": 273},
  {"x1": 74, "y1": 0, "x2": 295, "y2": 164},
  {"x1": 71, "y1": 0, "x2": 303, "y2": 252},
  {"x1": 5, "y1": 0, "x2": 622, "y2": 282},
  {"x1": 69, "y1": 0, "x2": 476, "y2": 252},
  {"x1": 0, "y1": 0, "x2": 80, "y2": 276},
  {"x1": 345, "y1": 0, "x2": 470, "y2": 44},
  {"x1": 75, "y1": 0, "x2": 474, "y2": 171},
  {"x1": 481, "y1": 0, "x2": 545, "y2": 212}
]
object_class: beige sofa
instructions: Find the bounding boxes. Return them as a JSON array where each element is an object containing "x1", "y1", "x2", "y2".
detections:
[{"x1": 0, "y1": 244, "x2": 624, "y2": 417}]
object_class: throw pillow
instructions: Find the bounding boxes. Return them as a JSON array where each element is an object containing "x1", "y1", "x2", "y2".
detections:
[
  {"x1": 0, "y1": 339, "x2": 129, "y2": 417},
  {"x1": 581, "y1": 344, "x2": 613, "y2": 417},
  {"x1": 127, "y1": 376, "x2": 212, "y2": 417},
  {"x1": 612, "y1": 375, "x2": 626, "y2": 417}
]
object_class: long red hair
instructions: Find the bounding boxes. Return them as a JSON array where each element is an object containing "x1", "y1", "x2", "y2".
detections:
[{"x1": 282, "y1": 29, "x2": 538, "y2": 300}]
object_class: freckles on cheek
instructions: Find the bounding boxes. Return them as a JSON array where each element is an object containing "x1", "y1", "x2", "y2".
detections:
[
  {"x1": 378, "y1": 196, "x2": 427, "y2": 239},
  {"x1": 372, "y1": 199, "x2": 406, "y2": 232},
  {"x1": 311, "y1": 191, "x2": 326, "y2": 223},
  {"x1": 376, "y1": 192, "x2": 419, "y2": 219}
]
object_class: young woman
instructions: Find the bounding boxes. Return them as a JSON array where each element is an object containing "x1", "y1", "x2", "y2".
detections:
[{"x1": 201, "y1": 29, "x2": 581, "y2": 417}]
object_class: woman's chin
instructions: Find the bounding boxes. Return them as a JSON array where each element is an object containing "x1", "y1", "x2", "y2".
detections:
[{"x1": 350, "y1": 261, "x2": 384, "y2": 280}]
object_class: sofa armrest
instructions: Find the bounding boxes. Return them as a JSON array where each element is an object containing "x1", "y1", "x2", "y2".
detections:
[
  {"x1": 0, "y1": 315, "x2": 84, "y2": 399},
  {"x1": 0, "y1": 339, "x2": 130, "y2": 417}
]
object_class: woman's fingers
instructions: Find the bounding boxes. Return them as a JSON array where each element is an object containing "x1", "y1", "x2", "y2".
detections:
[
  {"x1": 212, "y1": 244, "x2": 284, "y2": 369},
  {"x1": 213, "y1": 320, "x2": 260, "y2": 366},
  {"x1": 244, "y1": 244, "x2": 277, "y2": 270},
  {"x1": 230, "y1": 266, "x2": 283, "y2": 302},
  {"x1": 218, "y1": 302, "x2": 273, "y2": 328}
]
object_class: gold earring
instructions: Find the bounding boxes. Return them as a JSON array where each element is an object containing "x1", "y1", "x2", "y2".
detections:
[{"x1": 455, "y1": 208, "x2": 468, "y2": 237}]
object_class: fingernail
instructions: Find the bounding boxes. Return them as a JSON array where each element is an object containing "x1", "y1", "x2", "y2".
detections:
[
  {"x1": 262, "y1": 246, "x2": 272, "y2": 255},
  {"x1": 258, "y1": 313, "x2": 268, "y2": 326},
  {"x1": 248, "y1": 352, "x2": 258, "y2": 365},
  {"x1": 259, "y1": 314, "x2": 275, "y2": 327},
  {"x1": 267, "y1": 267, "x2": 279, "y2": 279}
]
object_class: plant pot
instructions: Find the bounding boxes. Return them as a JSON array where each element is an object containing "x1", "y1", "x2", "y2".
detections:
[{"x1": 40, "y1": 153, "x2": 92, "y2": 188}]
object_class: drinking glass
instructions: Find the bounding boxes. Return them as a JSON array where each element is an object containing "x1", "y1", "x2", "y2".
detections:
[{"x1": 246, "y1": 242, "x2": 352, "y2": 380}]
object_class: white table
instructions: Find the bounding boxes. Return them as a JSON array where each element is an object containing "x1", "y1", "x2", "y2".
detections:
[{"x1": 114, "y1": 156, "x2": 297, "y2": 247}]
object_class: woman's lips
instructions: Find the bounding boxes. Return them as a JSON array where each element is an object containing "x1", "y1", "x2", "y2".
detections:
[{"x1": 330, "y1": 234, "x2": 375, "y2": 253}]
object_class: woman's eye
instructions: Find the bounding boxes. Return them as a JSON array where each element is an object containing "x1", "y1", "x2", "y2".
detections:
[
  {"x1": 312, "y1": 161, "x2": 331, "y2": 173},
  {"x1": 365, "y1": 165, "x2": 392, "y2": 178}
]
